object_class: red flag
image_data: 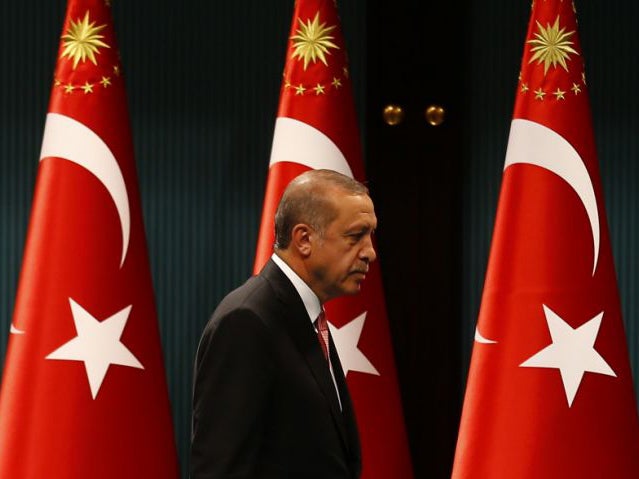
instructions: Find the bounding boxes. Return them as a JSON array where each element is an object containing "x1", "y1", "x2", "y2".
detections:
[
  {"x1": 0, "y1": 1, "x2": 179, "y2": 477},
  {"x1": 254, "y1": 1, "x2": 413, "y2": 477},
  {"x1": 452, "y1": 1, "x2": 639, "y2": 477}
]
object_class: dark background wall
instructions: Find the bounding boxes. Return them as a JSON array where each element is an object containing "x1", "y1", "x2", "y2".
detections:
[{"x1": 1, "y1": 1, "x2": 637, "y2": 477}]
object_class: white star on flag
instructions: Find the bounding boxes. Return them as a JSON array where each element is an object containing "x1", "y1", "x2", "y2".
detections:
[
  {"x1": 329, "y1": 311, "x2": 379, "y2": 377},
  {"x1": 520, "y1": 304, "x2": 616, "y2": 407},
  {"x1": 46, "y1": 298, "x2": 144, "y2": 399}
]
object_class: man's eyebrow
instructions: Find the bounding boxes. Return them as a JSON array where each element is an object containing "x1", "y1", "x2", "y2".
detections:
[{"x1": 345, "y1": 224, "x2": 374, "y2": 234}]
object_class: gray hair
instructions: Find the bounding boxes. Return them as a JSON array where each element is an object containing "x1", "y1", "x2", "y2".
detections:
[{"x1": 274, "y1": 169, "x2": 369, "y2": 250}]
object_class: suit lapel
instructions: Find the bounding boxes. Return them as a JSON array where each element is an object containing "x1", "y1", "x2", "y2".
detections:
[
  {"x1": 329, "y1": 334, "x2": 361, "y2": 464},
  {"x1": 261, "y1": 260, "x2": 351, "y2": 452}
]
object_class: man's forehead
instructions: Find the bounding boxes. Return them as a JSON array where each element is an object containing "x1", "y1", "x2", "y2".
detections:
[{"x1": 337, "y1": 203, "x2": 377, "y2": 227}]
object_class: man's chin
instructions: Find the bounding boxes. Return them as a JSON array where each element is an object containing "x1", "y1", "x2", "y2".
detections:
[{"x1": 343, "y1": 280, "x2": 363, "y2": 295}]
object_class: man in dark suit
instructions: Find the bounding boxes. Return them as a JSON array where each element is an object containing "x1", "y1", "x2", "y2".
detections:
[{"x1": 190, "y1": 169, "x2": 377, "y2": 478}]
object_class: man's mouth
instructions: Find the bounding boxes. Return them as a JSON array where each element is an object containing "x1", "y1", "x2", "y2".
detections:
[{"x1": 349, "y1": 270, "x2": 368, "y2": 277}]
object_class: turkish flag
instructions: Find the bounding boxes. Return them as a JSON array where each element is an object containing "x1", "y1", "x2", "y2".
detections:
[
  {"x1": 253, "y1": 1, "x2": 413, "y2": 477},
  {"x1": 452, "y1": 1, "x2": 639, "y2": 478},
  {"x1": 0, "y1": 1, "x2": 179, "y2": 477}
]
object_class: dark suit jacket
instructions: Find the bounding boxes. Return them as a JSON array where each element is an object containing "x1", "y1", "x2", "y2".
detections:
[{"x1": 191, "y1": 259, "x2": 361, "y2": 479}]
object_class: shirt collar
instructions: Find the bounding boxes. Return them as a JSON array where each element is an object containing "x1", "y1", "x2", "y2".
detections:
[{"x1": 271, "y1": 253, "x2": 322, "y2": 324}]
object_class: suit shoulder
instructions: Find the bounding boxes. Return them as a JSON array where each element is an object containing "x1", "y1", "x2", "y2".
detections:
[
  {"x1": 201, "y1": 274, "x2": 277, "y2": 338},
  {"x1": 216, "y1": 273, "x2": 276, "y2": 314}
]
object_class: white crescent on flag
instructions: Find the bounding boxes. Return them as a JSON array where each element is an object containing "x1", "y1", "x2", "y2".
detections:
[
  {"x1": 504, "y1": 119, "x2": 599, "y2": 275},
  {"x1": 11, "y1": 114, "x2": 132, "y2": 336},
  {"x1": 269, "y1": 117, "x2": 354, "y2": 178},
  {"x1": 39, "y1": 112, "x2": 131, "y2": 268},
  {"x1": 474, "y1": 327, "x2": 497, "y2": 344},
  {"x1": 475, "y1": 119, "x2": 600, "y2": 345}
]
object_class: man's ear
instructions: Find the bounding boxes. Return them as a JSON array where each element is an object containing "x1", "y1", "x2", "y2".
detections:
[{"x1": 291, "y1": 224, "x2": 313, "y2": 257}]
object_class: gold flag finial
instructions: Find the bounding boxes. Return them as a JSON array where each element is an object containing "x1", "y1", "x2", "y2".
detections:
[
  {"x1": 527, "y1": 15, "x2": 578, "y2": 75},
  {"x1": 290, "y1": 12, "x2": 339, "y2": 70},
  {"x1": 61, "y1": 11, "x2": 110, "y2": 69}
]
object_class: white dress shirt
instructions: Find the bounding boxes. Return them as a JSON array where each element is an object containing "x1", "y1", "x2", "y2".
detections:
[{"x1": 271, "y1": 253, "x2": 342, "y2": 410}]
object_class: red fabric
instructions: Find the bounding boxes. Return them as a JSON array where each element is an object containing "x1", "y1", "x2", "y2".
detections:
[
  {"x1": 316, "y1": 311, "x2": 330, "y2": 361},
  {"x1": 0, "y1": 1, "x2": 179, "y2": 477},
  {"x1": 452, "y1": 2, "x2": 639, "y2": 478},
  {"x1": 254, "y1": 1, "x2": 413, "y2": 477}
]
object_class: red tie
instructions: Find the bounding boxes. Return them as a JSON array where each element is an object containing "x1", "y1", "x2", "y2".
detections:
[{"x1": 315, "y1": 311, "x2": 330, "y2": 362}]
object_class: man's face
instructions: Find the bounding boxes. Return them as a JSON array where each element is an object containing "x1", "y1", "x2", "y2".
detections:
[{"x1": 308, "y1": 192, "x2": 377, "y2": 302}]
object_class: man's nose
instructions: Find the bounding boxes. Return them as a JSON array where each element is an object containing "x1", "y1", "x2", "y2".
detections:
[{"x1": 360, "y1": 237, "x2": 377, "y2": 263}]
